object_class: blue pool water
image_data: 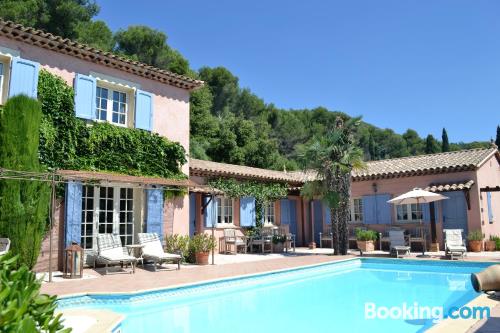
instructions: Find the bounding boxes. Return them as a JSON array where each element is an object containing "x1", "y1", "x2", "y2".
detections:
[{"x1": 58, "y1": 258, "x2": 492, "y2": 333}]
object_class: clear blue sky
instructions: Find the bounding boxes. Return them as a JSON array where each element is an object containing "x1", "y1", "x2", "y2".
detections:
[{"x1": 96, "y1": 0, "x2": 500, "y2": 143}]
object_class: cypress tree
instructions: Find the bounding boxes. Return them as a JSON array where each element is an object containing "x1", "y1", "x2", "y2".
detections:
[
  {"x1": 425, "y1": 134, "x2": 439, "y2": 154},
  {"x1": 442, "y1": 128, "x2": 450, "y2": 152},
  {"x1": 496, "y1": 125, "x2": 500, "y2": 148},
  {"x1": 0, "y1": 96, "x2": 50, "y2": 268}
]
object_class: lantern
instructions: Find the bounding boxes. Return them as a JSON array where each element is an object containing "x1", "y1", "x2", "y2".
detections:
[{"x1": 63, "y1": 242, "x2": 84, "y2": 279}]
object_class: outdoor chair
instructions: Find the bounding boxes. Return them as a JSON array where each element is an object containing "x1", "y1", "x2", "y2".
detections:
[
  {"x1": 389, "y1": 230, "x2": 410, "y2": 258},
  {"x1": 444, "y1": 229, "x2": 467, "y2": 260},
  {"x1": 221, "y1": 229, "x2": 247, "y2": 254},
  {"x1": 0, "y1": 238, "x2": 10, "y2": 256},
  {"x1": 348, "y1": 225, "x2": 364, "y2": 249},
  {"x1": 408, "y1": 226, "x2": 428, "y2": 253},
  {"x1": 250, "y1": 228, "x2": 272, "y2": 253},
  {"x1": 95, "y1": 234, "x2": 136, "y2": 274},
  {"x1": 319, "y1": 225, "x2": 334, "y2": 248},
  {"x1": 138, "y1": 233, "x2": 182, "y2": 270},
  {"x1": 278, "y1": 225, "x2": 295, "y2": 253}
]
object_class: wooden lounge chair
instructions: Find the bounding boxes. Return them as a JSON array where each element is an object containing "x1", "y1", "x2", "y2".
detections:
[
  {"x1": 389, "y1": 230, "x2": 410, "y2": 258},
  {"x1": 444, "y1": 229, "x2": 467, "y2": 260},
  {"x1": 222, "y1": 229, "x2": 247, "y2": 254},
  {"x1": 138, "y1": 233, "x2": 182, "y2": 270},
  {"x1": 319, "y1": 226, "x2": 333, "y2": 248},
  {"x1": 95, "y1": 234, "x2": 136, "y2": 274},
  {"x1": 0, "y1": 238, "x2": 10, "y2": 256}
]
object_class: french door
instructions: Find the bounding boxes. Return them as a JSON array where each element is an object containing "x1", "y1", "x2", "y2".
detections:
[{"x1": 81, "y1": 185, "x2": 134, "y2": 251}]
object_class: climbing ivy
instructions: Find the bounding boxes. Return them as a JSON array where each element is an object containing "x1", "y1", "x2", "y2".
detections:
[
  {"x1": 207, "y1": 178, "x2": 288, "y2": 228},
  {"x1": 37, "y1": 70, "x2": 187, "y2": 179}
]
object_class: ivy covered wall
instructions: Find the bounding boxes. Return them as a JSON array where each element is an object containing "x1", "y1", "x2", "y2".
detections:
[{"x1": 38, "y1": 70, "x2": 187, "y2": 178}]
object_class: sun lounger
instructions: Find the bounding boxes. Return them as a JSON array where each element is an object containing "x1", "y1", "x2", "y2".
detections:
[
  {"x1": 138, "y1": 233, "x2": 181, "y2": 270},
  {"x1": 95, "y1": 234, "x2": 136, "y2": 274},
  {"x1": 389, "y1": 230, "x2": 410, "y2": 258},
  {"x1": 444, "y1": 229, "x2": 467, "y2": 260},
  {"x1": 0, "y1": 238, "x2": 10, "y2": 256}
]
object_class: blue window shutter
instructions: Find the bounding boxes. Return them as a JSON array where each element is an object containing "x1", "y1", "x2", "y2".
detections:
[
  {"x1": 362, "y1": 195, "x2": 376, "y2": 224},
  {"x1": 135, "y1": 89, "x2": 153, "y2": 131},
  {"x1": 9, "y1": 57, "x2": 40, "y2": 98},
  {"x1": 376, "y1": 194, "x2": 391, "y2": 224},
  {"x1": 280, "y1": 199, "x2": 290, "y2": 225},
  {"x1": 487, "y1": 192, "x2": 494, "y2": 223},
  {"x1": 240, "y1": 196, "x2": 256, "y2": 227},
  {"x1": 422, "y1": 203, "x2": 431, "y2": 223},
  {"x1": 204, "y1": 196, "x2": 218, "y2": 227},
  {"x1": 289, "y1": 200, "x2": 297, "y2": 235},
  {"x1": 324, "y1": 204, "x2": 331, "y2": 224},
  {"x1": 74, "y1": 73, "x2": 96, "y2": 120},
  {"x1": 65, "y1": 181, "x2": 82, "y2": 247},
  {"x1": 146, "y1": 188, "x2": 164, "y2": 239}
]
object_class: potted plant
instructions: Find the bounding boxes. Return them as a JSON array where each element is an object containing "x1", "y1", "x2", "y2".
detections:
[
  {"x1": 485, "y1": 235, "x2": 498, "y2": 252},
  {"x1": 190, "y1": 233, "x2": 216, "y2": 265},
  {"x1": 491, "y1": 235, "x2": 500, "y2": 251},
  {"x1": 272, "y1": 234, "x2": 286, "y2": 253},
  {"x1": 355, "y1": 228, "x2": 378, "y2": 252},
  {"x1": 467, "y1": 230, "x2": 484, "y2": 252}
]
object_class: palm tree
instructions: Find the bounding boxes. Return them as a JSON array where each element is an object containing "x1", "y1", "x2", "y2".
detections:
[{"x1": 300, "y1": 116, "x2": 365, "y2": 255}]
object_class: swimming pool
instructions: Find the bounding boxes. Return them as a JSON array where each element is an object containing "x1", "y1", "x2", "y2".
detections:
[{"x1": 58, "y1": 258, "x2": 492, "y2": 333}]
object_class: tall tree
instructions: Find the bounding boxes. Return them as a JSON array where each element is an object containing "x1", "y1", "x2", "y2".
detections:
[
  {"x1": 0, "y1": 96, "x2": 50, "y2": 268},
  {"x1": 441, "y1": 128, "x2": 450, "y2": 152},
  {"x1": 114, "y1": 25, "x2": 190, "y2": 75},
  {"x1": 74, "y1": 20, "x2": 114, "y2": 51},
  {"x1": 0, "y1": 0, "x2": 99, "y2": 39},
  {"x1": 496, "y1": 125, "x2": 500, "y2": 149},
  {"x1": 300, "y1": 117, "x2": 365, "y2": 255},
  {"x1": 425, "y1": 134, "x2": 440, "y2": 154}
]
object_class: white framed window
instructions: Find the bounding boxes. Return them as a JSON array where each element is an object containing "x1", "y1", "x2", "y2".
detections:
[
  {"x1": 217, "y1": 197, "x2": 233, "y2": 225},
  {"x1": 350, "y1": 198, "x2": 363, "y2": 223},
  {"x1": 264, "y1": 202, "x2": 275, "y2": 225},
  {"x1": 80, "y1": 186, "x2": 135, "y2": 251},
  {"x1": 396, "y1": 203, "x2": 423, "y2": 222},
  {"x1": 0, "y1": 58, "x2": 10, "y2": 105},
  {"x1": 95, "y1": 85, "x2": 128, "y2": 126}
]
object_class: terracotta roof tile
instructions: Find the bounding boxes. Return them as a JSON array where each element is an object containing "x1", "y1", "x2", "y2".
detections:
[
  {"x1": 0, "y1": 20, "x2": 203, "y2": 91},
  {"x1": 424, "y1": 180, "x2": 475, "y2": 192},
  {"x1": 352, "y1": 148, "x2": 498, "y2": 180}
]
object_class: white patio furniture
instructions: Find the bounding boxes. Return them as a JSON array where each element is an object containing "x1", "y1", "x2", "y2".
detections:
[
  {"x1": 0, "y1": 238, "x2": 10, "y2": 256},
  {"x1": 444, "y1": 229, "x2": 467, "y2": 260},
  {"x1": 95, "y1": 234, "x2": 136, "y2": 274},
  {"x1": 137, "y1": 233, "x2": 182, "y2": 270},
  {"x1": 389, "y1": 230, "x2": 410, "y2": 258}
]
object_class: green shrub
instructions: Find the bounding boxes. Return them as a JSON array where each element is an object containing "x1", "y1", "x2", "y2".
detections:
[
  {"x1": 355, "y1": 228, "x2": 378, "y2": 241},
  {"x1": 190, "y1": 233, "x2": 216, "y2": 253},
  {"x1": 490, "y1": 235, "x2": 500, "y2": 250},
  {"x1": 468, "y1": 230, "x2": 484, "y2": 241},
  {"x1": 0, "y1": 95, "x2": 50, "y2": 268},
  {"x1": 0, "y1": 255, "x2": 70, "y2": 332},
  {"x1": 165, "y1": 234, "x2": 191, "y2": 262}
]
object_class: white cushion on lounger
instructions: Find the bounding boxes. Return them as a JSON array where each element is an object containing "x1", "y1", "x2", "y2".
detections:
[
  {"x1": 447, "y1": 246, "x2": 466, "y2": 252},
  {"x1": 100, "y1": 246, "x2": 135, "y2": 262}
]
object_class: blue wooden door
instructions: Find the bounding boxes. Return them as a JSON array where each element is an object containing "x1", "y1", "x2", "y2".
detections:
[
  {"x1": 280, "y1": 199, "x2": 298, "y2": 237},
  {"x1": 189, "y1": 193, "x2": 196, "y2": 237},
  {"x1": 313, "y1": 200, "x2": 323, "y2": 246},
  {"x1": 441, "y1": 191, "x2": 468, "y2": 234}
]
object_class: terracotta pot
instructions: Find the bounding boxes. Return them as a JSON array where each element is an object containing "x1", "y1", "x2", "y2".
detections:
[
  {"x1": 273, "y1": 243, "x2": 284, "y2": 253},
  {"x1": 485, "y1": 240, "x2": 496, "y2": 252},
  {"x1": 357, "y1": 240, "x2": 375, "y2": 252},
  {"x1": 195, "y1": 252, "x2": 209, "y2": 265},
  {"x1": 469, "y1": 240, "x2": 483, "y2": 252}
]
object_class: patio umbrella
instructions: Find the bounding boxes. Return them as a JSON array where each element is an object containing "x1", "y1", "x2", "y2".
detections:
[{"x1": 387, "y1": 188, "x2": 448, "y2": 256}]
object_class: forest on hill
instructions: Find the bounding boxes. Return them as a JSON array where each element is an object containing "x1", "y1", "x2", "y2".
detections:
[{"x1": 0, "y1": 0, "x2": 494, "y2": 171}]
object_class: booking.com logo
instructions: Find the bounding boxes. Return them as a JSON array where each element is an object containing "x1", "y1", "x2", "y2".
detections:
[{"x1": 365, "y1": 302, "x2": 490, "y2": 322}]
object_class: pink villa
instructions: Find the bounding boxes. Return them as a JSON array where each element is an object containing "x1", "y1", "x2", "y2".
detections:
[
  {"x1": 189, "y1": 148, "x2": 500, "y2": 251},
  {"x1": 0, "y1": 20, "x2": 499, "y2": 272}
]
